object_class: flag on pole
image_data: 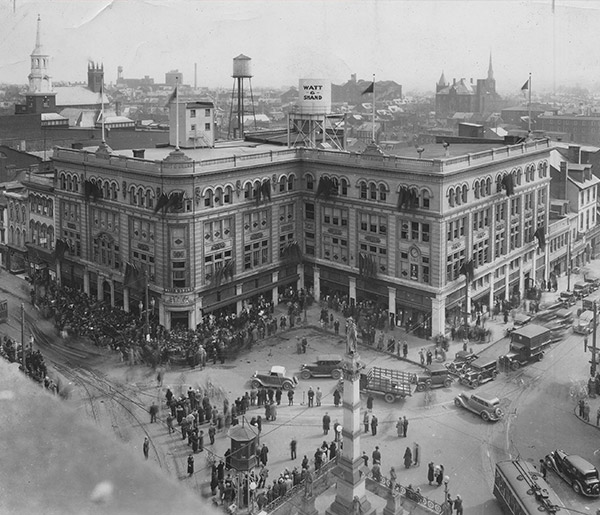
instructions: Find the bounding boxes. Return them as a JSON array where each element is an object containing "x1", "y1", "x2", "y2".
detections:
[
  {"x1": 361, "y1": 81, "x2": 374, "y2": 95},
  {"x1": 166, "y1": 85, "x2": 178, "y2": 105},
  {"x1": 521, "y1": 79, "x2": 529, "y2": 97}
]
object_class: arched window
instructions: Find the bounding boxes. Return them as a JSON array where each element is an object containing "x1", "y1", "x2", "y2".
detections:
[
  {"x1": 74, "y1": 176, "x2": 80, "y2": 193},
  {"x1": 223, "y1": 185, "x2": 232, "y2": 204},
  {"x1": 448, "y1": 189, "x2": 455, "y2": 207},
  {"x1": 379, "y1": 184, "x2": 387, "y2": 201},
  {"x1": 462, "y1": 185, "x2": 468, "y2": 203},
  {"x1": 340, "y1": 178, "x2": 348, "y2": 196},
  {"x1": 60, "y1": 173, "x2": 66, "y2": 190},
  {"x1": 279, "y1": 176, "x2": 287, "y2": 192},
  {"x1": 103, "y1": 181, "x2": 110, "y2": 199},
  {"x1": 306, "y1": 174, "x2": 314, "y2": 190},
  {"x1": 474, "y1": 181, "x2": 480, "y2": 199},
  {"x1": 369, "y1": 182, "x2": 377, "y2": 200},
  {"x1": 244, "y1": 182, "x2": 253, "y2": 199},
  {"x1": 287, "y1": 175, "x2": 295, "y2": 191},
  {"x1": 516, "y1": 168, "x2": 522, "y2": 186},
  {"x1": 454, "y1": 187, "x2": 462, "y2": 206},
  {"x1": 138, "y1": 187, "x2": 145, "y2": 207},
  {"x1": 359, "y1": 181, "x2": 368, "y2": 199},
  {"x1": 422, "y1": 190, "x2": 430, "y2": 209},
  {"x1": 67, "y1": 175, "x2": 73, "y2": 191},
  {"x1": 204, "y1": 189, "x2": 213, "y2": 207},
  {"x1": 129, "y1": 186, "x2": 137, "y2": 205},
  {"x1": 496, "y1": 175, "x2": 504, "y2": 193},
  {"x1": 111, "y1": 182, "x2": 118, "y2": 200},
  {"x1": 485, "y1": 178, "x2": 492, "y2": 196},
  {"x1": 146, "y1": 189, "x2": 153, "y2": 208}
]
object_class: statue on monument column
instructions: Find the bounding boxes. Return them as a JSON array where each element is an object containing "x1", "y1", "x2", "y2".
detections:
[{"x1": 346, "y1": 317, "x2": 358, "y2": 356}]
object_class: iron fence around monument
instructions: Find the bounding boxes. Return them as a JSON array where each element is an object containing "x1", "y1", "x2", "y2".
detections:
[
  {"x1": 367, "y1": 472, "x2": 444, "y2": 514},
  {"x1": 262, "y1": 457, "x2": 338, "y2": 513}
]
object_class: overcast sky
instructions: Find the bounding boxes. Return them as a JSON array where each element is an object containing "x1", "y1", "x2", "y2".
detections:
[{"x1": 0, "y1": 0, "x2": 598, "y2": 94}]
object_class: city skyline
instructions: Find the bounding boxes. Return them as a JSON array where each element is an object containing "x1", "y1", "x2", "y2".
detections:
[{"x1": 0, "y1": 0, "x2": 599, "y2": 94}]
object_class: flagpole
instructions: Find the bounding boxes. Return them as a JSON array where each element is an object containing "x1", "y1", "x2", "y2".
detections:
[
  {"x1": 371, "y1": 74, "x2": 376, "y2": 142},
  {"x1": 528, "y1": 72, "x2": 532, "y2": 134},
  {"x1": 101, "y1": 79, "x2": 106, "y2": 143},
  {"x1": 175, "y1": 75, "x2": 180, "y2": 150}
]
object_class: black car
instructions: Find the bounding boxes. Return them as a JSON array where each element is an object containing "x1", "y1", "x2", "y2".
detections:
[
  {"x1": 545, "y1": 449, "x2": 600, "y2": 497},
  {"x1": 300, "y1": 354, "x2": 344, "y2": 379},
  {"x1": 415, "y1": 363, "x2": 453, "y2": 391},
  {"x1": 459, "y1": 357, "x2": 498, "y2": 388}
]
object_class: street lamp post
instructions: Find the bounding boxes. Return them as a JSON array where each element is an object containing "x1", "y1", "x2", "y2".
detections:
[
  {"x1": 145, "y1": 280, "x2": 150, "y2": 342},
  {"x1": 442, "y1": 475, "x2": 451, "y2": 515}
]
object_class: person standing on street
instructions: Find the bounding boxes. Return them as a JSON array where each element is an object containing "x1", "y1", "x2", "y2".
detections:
[
  {"x1": 143, "y1": 437, "x2": 149, "y2": 460},
  {"x1": 290, "y1": 437, "x2": 297, "y2": 460},
  {"x1": 323, "y1": 412, "x2": 331, "y2": 435},
  {"x1": 149, "y1": 403, "x2": 158, "y2": 423},
  {"x1": 187, "y1": 454, "x2": 194, "y2": 476},
  {"x1": 371, "y1": 414, "x2": 378, "y2": 436},
  {"x1": 316, "y1": 387, "x2": 322, "y2": 406},
  {"x1": 288, "y1": 389, "x2": 294, "y2": 406},
  {"x1": 307, "y1": 387, "x2": 315, "y2": 407},
  {"x1": 428, "y1": 462, "x2": 435, "y2": 485},
  {"x1": 372, "y1": 446, "x2": 381, "y2": 465},
  {"x1": 396, "y1": 417, "x2": 403, "y2": 437},
  {"x1": 367, "y1": 394, "x2": 374, "y2": 412},
  {"x1": 403, "y1": 416, "x2": 409, "y2": 437},
  {"x1": 333, "y1": 388, "x2": 341, "y2": 407},
  {"x1": 403, "y1": 447, "x2": 412, "y2": 469},
  {"x1": 363, "y1": 412, "x2": 370, "y2": 433},
  {"x1": 453, "y1": 494, "x2": 463, "y2": 515}
]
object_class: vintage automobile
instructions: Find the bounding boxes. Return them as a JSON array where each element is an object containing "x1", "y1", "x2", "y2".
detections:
[
  {"x1": 454, "y1": 393, "x2": 504, "y2": 421},
  {"x1": 459, "y1": 357, "x2": 498, "y2": 388},
  {"x1": 558, "y1": 291, "x2": 577, "y2": 307},
  {"x1": 251, "y1": 365, "x2": 299, "y2": 390},
  {"x1": 415, "y1": 363, "x2": 454, "y2": 391},
  {"x1": 573, "y1": 282, "x2": 592, "y2": 299},
  {"x1": 300, "y1": 354, "x2": 344, "y2": 380},
  {"x1": 545, "y1": 449, "x2": 600, "y2": 497}
]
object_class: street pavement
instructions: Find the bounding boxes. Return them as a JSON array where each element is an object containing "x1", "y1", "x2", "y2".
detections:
[{"x1": 3, "y1": 264, "x2": 600, "y2": 514}]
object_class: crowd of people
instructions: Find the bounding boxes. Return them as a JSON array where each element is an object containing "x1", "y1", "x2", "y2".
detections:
[
  {"x1": 157, "y1": 374, "x2": 340, "y2": 511},
  {"x1": 33, "y1": 281, "x2": 312, "y2": 368},
  {"x1": 0, "y1": 334, "x2": 56, "y2": 391}
]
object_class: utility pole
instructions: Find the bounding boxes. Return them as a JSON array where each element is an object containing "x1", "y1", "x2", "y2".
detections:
[
  {"x1": 145, "y1": 271, "x2": 150, "y2": 342},
  {"x1": 592, "y1": 301, "x2": 597, "y2": 377},
  {"x1": 567, "y1": 229, "x2": 572, "y2": 292},
  {"x1": 21, "y1": 303, "x2": 26, "y2": 372}
]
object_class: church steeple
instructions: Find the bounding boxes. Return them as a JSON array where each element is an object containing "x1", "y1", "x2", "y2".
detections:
[
  {"x1": 438, "y1": 70, "x2": 447, "y2": 87},
  {"x1": 28, "y1": 14, "x2": 52, "y2": 94},
  {"x1": 488, "y1": 52, "x2": 494, "y2": 81}
]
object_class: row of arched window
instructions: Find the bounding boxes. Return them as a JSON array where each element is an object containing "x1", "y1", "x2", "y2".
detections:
[
  {"x1": 29, "y1": 194, "x2": 53, "y2": 217},
  {"x1": 8, "y1": 202, "x2": 27, "y2": 224},
  {"x1": 9, "y1": 227, "x2": 27, "y2": 248},
  {"x1": 448, "y1": 160, "x2": 549, "y2": 207},
  {"x1": 29, "y1": 221, "x2": 54, "y2": 249}
]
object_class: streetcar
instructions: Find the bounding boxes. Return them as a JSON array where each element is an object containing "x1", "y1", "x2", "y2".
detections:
[{"x1": 494, "y1": 460, "x2": 571, "y2": 514}]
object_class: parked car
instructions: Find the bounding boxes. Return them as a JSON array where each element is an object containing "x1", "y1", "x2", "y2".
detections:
[
  {"x1": 513, "y1": 312, "x2": 532, "y2": 326},
  {"x1": 459, "y1": 357, "x2": 498, "y2": 388},
  {"x1": 573, "y1": 282, "x2": 591, "y2": 299},
  {"x1": 558, "y1": 291, "x2": 576, "y2": 307},
  {"x1": 414, "y1": 363, "x2": 453, "y2": 391},
  {"x1": 251, "y1": 366, "x2": 299, "y2": 390},
  {"x1": 584, "y1": 275, "x2": 600, "y2": 291},
  {"x1": 545, "y1": 449, "x2": 600, "y2": 497},
  {"x1": 300, "y1": 354, "x2": 344, "y2": 380},
  {"x1": 454, "y1": 393, "x2": 504, "y2": 421}
]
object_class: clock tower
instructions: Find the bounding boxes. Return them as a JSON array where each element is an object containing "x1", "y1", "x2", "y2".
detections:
[{"x1": 23, "y1": 15, "x2": 56, "y2": 114}]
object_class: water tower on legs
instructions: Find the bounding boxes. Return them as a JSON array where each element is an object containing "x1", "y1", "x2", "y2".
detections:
[
  {"x1": 289, "y1": 79, "x2": 346, "y2": 150},
  {"x1": 228, "y1": 54, "x2": 257, "y2": 139}
]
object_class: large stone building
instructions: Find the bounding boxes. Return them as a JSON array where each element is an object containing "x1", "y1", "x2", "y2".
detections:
[
  {"x1": 48, "y1": 132, "x2": 559, "y2": 337},
  {"x1": 435, "y1": 55, "x2": 501, "y2": 118},
  {"x1": 537, "y1": 114, "x2": 600, "y2": 146}
]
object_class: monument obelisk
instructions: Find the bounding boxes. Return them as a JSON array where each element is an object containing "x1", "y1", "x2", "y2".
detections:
[{"x1": 326, "y1": 317, "x2": 375, "y2": 515}]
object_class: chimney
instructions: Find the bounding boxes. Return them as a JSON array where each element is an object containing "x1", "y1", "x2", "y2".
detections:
[
  {"x1": 453, "y1": 78, "x2": 456, "y2": 86},
  {"x1": 568, "y1": 145, "x2": 581, "y2": 164}
]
